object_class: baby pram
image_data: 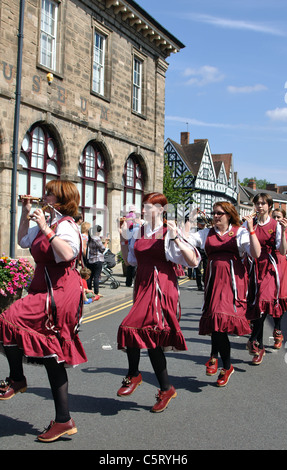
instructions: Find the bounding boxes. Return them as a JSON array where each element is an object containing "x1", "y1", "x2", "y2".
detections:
[{"x1": 99, "y1": 249, "x2": 120, "y2": 289}]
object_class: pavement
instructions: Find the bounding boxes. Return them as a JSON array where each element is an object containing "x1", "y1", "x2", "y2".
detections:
[{"x1": 82, "y1": 262, "x2": 134, "y2": 315}]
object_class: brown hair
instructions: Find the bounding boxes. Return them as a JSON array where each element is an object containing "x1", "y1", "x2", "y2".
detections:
[
  {"x1": 80, "y1": 267, "x2": 91, "y2": 279},
  {"x1": 272, "y1": 207, "x2": 286, "y2": 218},
  {"x1": 253, "y1": 192, "x2": 273, "y2": 211},
  {"x1": 46, "y1": 180, "x2": 80, "y2": 217},
  {"x1": 214, "y1": 201, "x2": 241, "y2": 227}
]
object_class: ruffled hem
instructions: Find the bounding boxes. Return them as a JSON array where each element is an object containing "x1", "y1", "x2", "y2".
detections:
[
  {"x1": 199, "y1": 312, "x2": 251, "y2": 336},
  {"x1": 0, "y1": 316, "x2": 87, "y2": 367},
  {"x1": 247, "y1": 300, "x2": 282, "y2": 320},
  {"x1": 117, "y1": 325, "x2": 187, "y2": 351},
  {"x1": 279, "y1": 297, "x2": 287, "y2": 313}
]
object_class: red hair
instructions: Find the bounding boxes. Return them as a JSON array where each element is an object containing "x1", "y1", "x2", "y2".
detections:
[
  {"x1": 46, "y1": 180, "x2": 80, "y2": 217},
  {"x1": 214, "y1": 201, "x2": 241, "y2": 227},
  {"x1": 142, "y1": 192, "x2": 168, "y2": 207}
]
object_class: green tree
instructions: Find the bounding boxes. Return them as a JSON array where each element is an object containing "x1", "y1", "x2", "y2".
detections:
[
  {"x1": 239, "y1": 177, "x2": 271, "y2": 189},
  {"x1": 163, "y1": 155, "x2": 196, "y2": 209}
]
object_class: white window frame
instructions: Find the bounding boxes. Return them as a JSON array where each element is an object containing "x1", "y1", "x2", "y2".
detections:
[
  {"x1": 92, "y1": 31, "x2": 106, "y2": 96},
  {"x1": 133, "y1": 57, "x2": 142, "y2": 114},
  {"x1": 40, "y1": 0, "x2": 58, "y2": 71}
]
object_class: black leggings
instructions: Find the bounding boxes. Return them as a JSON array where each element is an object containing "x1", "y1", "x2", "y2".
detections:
[
  {"x1": 126, "y1": 346, "x2": 171, "y2": 391},
  {"x1": 3, "y1": 346, "x2": 70, "y2": 423},
  {"x1": 250, "y1": 312, "x2": 268, "y2": 349},
  {"x1": 210, "y1": 331, "x2": 231, "y2": 370}
]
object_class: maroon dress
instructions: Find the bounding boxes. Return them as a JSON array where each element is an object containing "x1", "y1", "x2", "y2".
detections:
[
  {"x1": 276, "y1": 232, "x2": 287, "y2": 313},
  {"x1": 247, "y1": 218, "x2": 282, "y2": 320},
  {"x1": 0, "y1": 217, "x2": 87, "y2": 366},
  {"x1": 117, "y1": 226, "x2": 187, "y2": 351},
  {"x1": 199, "y1": 226, "x2": 251, "y2": 336}
]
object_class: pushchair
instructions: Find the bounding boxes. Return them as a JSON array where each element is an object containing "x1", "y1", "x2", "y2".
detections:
[{"x1": 99, "y1": 249, "x2": 120, "y2": 289}]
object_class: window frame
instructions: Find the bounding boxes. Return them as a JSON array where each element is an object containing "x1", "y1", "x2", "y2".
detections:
[
  {"x1": 91, "y1": 22, "x2": 112, "y2": 102},
  {"x1": 78, "y1": 143, "x2": 108, "y2": 227},
  {"x1": 92, "y1": 30, "x2": 106, "y2": 96},
  {"x1": 122, "y1": 155, "x2": 144, "y2": 211},
  {"x1": 132, "y1": 50, "x2": 146, "y2": 117}
]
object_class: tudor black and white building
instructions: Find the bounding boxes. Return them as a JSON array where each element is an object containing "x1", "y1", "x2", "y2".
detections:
[{"x1": 164, "y1": 132, "x2": 238, "y2": 218}]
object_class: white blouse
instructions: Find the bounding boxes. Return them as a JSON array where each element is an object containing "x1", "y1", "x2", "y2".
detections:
[
  {"x1": 190, "y1": 224, "x2": 256, "y2": 258},
  {"x1": 127, "y1": 223, "x2": 200, "y2": 268},
  {"x1": 242, "y1": 216, "x2": 281, "y2": 250},
  {"x1": 20, "y1": 214, "x2": 81, "y2": 263}
]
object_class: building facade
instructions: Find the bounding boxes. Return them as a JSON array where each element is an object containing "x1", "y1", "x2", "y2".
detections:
[
  {"x1": 164, "y1": 132, "x2": 238, "y2": 219},
  {"x1": 0, "y1": 0, "x2": 184, "y2": 256}
]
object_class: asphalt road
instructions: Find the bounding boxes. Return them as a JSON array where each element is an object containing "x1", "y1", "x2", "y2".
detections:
[{"x1": 1, "y1": 277, "x2": 287, "y2": 454}]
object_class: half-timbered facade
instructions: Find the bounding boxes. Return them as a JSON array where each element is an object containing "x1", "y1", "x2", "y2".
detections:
[{"x1": 164, "y1": 132, "x2": 238, "y2": 217}]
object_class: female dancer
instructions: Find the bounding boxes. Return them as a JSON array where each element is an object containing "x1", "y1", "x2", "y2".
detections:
[
  {"x1": 190, "y1": 201, "x2": 261, "y2": 386},
  {"x1": 246, "y1": 194, "x2": 287, "y2": 364},
  {"x1": 272, "y1": 208, "x2": 287, "y2": 348},
  {"x1": 0, "y1": 180, "x2": 87, "y2": 442},
  {"x1": 117, "y1": 192, "x2": 200, "y2": 412}
]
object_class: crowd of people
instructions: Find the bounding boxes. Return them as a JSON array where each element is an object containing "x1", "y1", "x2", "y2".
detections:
[{"x1": 0, "y1": 181, "x2": 286, "y2": 443}]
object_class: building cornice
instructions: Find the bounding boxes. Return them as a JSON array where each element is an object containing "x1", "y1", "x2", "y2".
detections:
[{"x1": 105, "y1": 0, "x2": 185, "y2": 56}]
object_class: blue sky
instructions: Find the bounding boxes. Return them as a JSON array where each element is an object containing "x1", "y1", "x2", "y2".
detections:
[{"x1": 136, "y1": 0, "x2": 287, "y2": 185}]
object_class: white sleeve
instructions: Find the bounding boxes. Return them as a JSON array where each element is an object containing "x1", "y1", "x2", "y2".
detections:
[
  {"x1": 165, "y1": 228, "x2": 201, "y2": 267},
  {"x1": 19, "y1": 225, "x2": 40, "y2": 248},
  {"x1": 236, "y1": 226, "x2": 252, "y2": 257},
  {"x1": 53, "y1": 219, "x2": 80, "y2": 263}
]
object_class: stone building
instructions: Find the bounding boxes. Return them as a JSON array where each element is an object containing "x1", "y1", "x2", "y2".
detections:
[{"x1": 0, "y1": 0, "x2": 184, "y2": 256}]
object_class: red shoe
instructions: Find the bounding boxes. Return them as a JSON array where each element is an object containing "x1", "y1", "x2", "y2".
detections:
[
  {"x1": 246, "y1": 340, "x2": 259, "y2": 355},
  {"x1": 37, "y1": 419, "x2": 77, "y2": 442},
  {"x1": 252, "y1": 348, "x2": 265, "y2": 365},
  {"x1": 273, "y1": 329, "x2": 284, "y2": 349},
  {"x1": 205, "y1": 357, "x2": 218, "y2": 376},
  {"x1": 117, "y1": 373, "x2": 142, "y2": 396},
  {"x1": 0, "y1": 377, "x2": 27, "y2": 400},
  {"x1": 216, "y1": 366, "x2": 234, "y2": 387},
  {"x1": 151, "y1": 385, "x2": 177, "y2": 413}
]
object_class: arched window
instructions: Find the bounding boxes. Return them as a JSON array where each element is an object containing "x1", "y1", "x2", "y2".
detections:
[
  {"x1": 78, "y1": 143, "x2": 107, "y2": 229},
  {"x1": 122, "y1": 155, "x2": 143, "y2": 214},
  {"x1": 18, "y1": 124, "x2": 60, "y2": 224}
]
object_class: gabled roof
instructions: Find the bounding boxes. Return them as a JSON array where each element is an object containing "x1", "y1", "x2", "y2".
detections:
[
  {"x1": 213, "y1": 161, "x2": 225, "y2": 178},
  {"x1": 168, "y1": 138, "x2": 208, "y2": 176},
  {"x1": 212, "y1": 154, "x2": 232, "y2": 176}
]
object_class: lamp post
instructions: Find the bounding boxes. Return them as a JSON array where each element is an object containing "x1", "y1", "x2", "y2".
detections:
[{"x1": 10, "y1": 0, "x2": 25, "y2": 258}]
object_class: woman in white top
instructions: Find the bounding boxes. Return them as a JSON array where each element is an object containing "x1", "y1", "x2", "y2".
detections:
[
  {"x1": 245, "y1": 193, "x2": 287, "y2": 365},
  {"x1": 0, "y1": 180, "x2": 87, "y2": 442},
  {"x1": 117, "y1": 192, "x2": 200, "y2": 412},
  {"x1": 190, "y1": 201, "x2": 261, "y2": 386}
]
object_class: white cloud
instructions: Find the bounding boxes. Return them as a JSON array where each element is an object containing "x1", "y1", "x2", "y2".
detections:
[
  {"x1": 227, "y1": 84, "x2": 268, "y2": 94},
  {"x1": 186, "y1": 13, "x2": 285, "y2": 36},
  {"x1": 183, "y1": 65, "x2": 225, "y2": 87},
  {"x1": 166, "y1": 115, "x2": 244, "y2": 129},
  {"x1": 266, "y1": 107, "x2": 287, "y2": 121}
]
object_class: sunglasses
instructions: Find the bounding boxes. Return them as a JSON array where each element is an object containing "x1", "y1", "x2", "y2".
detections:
[{"x1": 211, "y1": 211, "x2": 227, "y2": 216}]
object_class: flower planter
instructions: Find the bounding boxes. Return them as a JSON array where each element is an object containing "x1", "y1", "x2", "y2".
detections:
[{"x1": 0, "y1": 288, "x2": 22, "y2": 313}]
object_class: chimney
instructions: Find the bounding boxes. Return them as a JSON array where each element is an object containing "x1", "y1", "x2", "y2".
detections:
[
  {"x1": 266, "y1": 183, "x2": 278, "y2": 193},
  {"x1": 248, "y1": 179, "x2": 256, "y2": 190},
  {"x1": 180, "y1": 132, "x2": 190, "y2": 146}
]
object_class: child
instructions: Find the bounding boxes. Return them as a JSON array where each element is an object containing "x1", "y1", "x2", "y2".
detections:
[{"x1": 80, "y1": 267, "x2": 101, "y2": 303}]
